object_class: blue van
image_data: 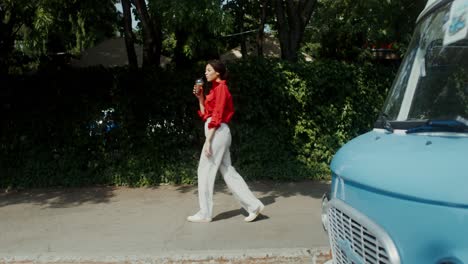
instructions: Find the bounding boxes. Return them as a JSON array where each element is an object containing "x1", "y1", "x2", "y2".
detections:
[{"x1": 321, "y1": 0, "x2": 468, "y2": 263}]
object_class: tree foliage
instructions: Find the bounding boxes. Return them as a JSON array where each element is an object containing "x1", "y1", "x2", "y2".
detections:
[
  {"x1": 223, "y1": 0, "x2": 276, "y2": 58},
  {"x1": 1, "y1": 0, "x2": 426, "y2": 188},
  {"x1": 303, "y1": 0, "x2": 426, "y2": 60},
  {"x1": 1, "y1": 0, "x2": 118, "y2": 73},
  {"x1": 0, "y1": 0, "x2": 37, "y2": 73},
  {"x1": 1, "y1": 0, "x2": 427, "y2": 72},
  {"x1": 156, "y1": 0, "x2": 229, "y2": 65}
]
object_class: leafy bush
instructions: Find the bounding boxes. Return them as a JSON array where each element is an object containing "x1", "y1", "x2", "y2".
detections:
[
  {"x1": 0, "y1": 59, "x2": 396, "y2": 188},
  {"x1": 228, "y1": 59, "x2": 395, "y2": 180}
]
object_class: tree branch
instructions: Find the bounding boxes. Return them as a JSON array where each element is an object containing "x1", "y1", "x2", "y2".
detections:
[
  {"x1": 257, "y1": 0, "x2": 268, "y2": 57},
  {"x1": 300, "y1": 0, "x2": 317, "y2": 27},
  {"x1": 122, "y1": 0, "x2": 138, "y2": 69}
]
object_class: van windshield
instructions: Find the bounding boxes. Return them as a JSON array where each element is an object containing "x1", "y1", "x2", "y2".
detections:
[{"x1": 378, "y1": 1, "x2": 468, "y2": 129}]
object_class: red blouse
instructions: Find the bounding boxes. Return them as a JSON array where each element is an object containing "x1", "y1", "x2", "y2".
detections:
[{"x1": 197, "y1": 80, "x2": 235, "y2": 129}]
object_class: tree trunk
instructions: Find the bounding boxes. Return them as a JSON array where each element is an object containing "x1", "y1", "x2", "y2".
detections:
[
  {"x1": 174, "y1": 28, "x2": 190, "y2": 67},
  {"x1": 274, "y1": 0, "x2": 290, "y2": 60},
  {"x1": 121, "y1": 0, "x2": 138, "y2": 69},
  {"x1": 133, "y1": 0, "x2": 162, "y2": 68},
  {"x1": 231, "y1": 0, "x2": 248, "y2": 59},
  {"x1": 238, "y1": 8, "x2": 247, "y2": 59},
  {"x1": 274, "y1": 0, "x2": 317, "y2": 62},
  {"x1": 240, "y1": 34, "x2": 247, "y2": 59},
  {"x1": 256, "y1": 0, "x2": 268, "y2": 57}
]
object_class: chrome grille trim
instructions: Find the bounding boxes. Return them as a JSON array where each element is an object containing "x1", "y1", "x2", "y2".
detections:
[{"x1": 326, "y1": 199, "x2": 400, "y2": 264}]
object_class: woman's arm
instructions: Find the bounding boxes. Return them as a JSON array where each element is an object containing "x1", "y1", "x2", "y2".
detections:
[
  {"x1": 203, "y1": 127, "x2": 217, "y2": 157},
  {"x1": 198, "y1": 97, "x2": 205, "y2": 115},
  {"x1": 193, "y1": 84, "x2": 213, "y2": 156}
]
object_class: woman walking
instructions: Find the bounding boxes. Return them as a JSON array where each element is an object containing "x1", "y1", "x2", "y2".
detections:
[{"x1": 187, "y1": 60, "x2": 264, "y2": 223}]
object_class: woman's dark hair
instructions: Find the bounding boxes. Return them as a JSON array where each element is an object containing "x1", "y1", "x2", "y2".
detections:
[{"x1": 208, "y1": 60, "x2": 229, "y2": 80}]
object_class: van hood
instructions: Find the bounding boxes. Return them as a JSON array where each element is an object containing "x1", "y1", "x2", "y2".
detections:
[{"x1": 330, "y1": 130, "x2": 468, "y2": 207}]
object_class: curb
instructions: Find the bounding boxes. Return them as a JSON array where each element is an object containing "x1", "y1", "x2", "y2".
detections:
[{"x1": 0, "y1": 247, "x2": 332, "y2": 264}]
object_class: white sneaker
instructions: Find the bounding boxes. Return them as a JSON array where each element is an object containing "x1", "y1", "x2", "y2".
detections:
[
  {"x1": 244, "y1": 204, "x2": 265, "y2": 222},
  {"x1": 187, "y1": 214, "x2": 212, "y2": 223}
]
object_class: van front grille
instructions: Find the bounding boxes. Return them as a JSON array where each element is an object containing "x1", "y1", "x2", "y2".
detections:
[{"x1": 327, "y1": 200, "x2": 400, "y2": 264}]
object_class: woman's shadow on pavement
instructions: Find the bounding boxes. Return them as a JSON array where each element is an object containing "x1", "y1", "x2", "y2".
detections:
[{"x1": 211, "y1": 195, "x2": 276, "y2": 222}]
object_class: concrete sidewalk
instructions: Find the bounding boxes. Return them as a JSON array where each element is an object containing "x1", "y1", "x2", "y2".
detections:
[{"x1": 0, "y1": 181, "x2": 332, "y2": 264}]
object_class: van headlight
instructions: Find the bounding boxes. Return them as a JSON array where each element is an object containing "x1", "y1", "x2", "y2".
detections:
[{"x1": 321, "y1": 192, "x2": 330, "y2": 232}]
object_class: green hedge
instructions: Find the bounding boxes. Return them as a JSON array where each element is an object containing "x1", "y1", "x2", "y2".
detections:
[
  {"x1": 227, "y1": 59, "x2": 395, "y2": 180},
  {"x1": 0, "y1": 59, "x2": 396, "y2": 188}
]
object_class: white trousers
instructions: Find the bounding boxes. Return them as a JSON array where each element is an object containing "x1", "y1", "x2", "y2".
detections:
[{"x1": 196, "y1": 119, "x2": 264, "y2": 219}]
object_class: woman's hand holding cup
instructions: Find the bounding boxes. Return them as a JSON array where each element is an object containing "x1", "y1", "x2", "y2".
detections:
[{"x1": 193, "y1": 78, "x2": 204, "y2": 98}]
